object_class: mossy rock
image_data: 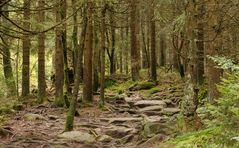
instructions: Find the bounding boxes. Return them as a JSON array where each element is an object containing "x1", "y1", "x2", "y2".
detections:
[
  {"x1": 129, "y1": 81, "x2": 156, "y2": 91},
  {"x1": 147, "y1": 87, "x2": 161, "y2": 95},
  {"x1": 142, "y1": 122, "x2": 169, "y2": 138}
]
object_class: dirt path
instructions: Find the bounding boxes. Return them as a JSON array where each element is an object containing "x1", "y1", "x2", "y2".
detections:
[{"x1": 0, "y1": 81, "x2": 184, "y2": 148}]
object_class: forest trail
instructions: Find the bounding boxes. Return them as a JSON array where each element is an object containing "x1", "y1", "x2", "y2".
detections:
[{"x1": 0, "y1": 77, "x2": 184, "y2": 148}]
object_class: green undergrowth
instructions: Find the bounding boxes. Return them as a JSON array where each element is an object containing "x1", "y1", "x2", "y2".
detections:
[{"x1": 165, "y1": 126, "x2": 237, "y2": 147}]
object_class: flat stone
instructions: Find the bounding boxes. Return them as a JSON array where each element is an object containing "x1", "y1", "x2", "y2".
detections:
[
  {"x1": 134, "y1": 100, "x2": 167, "y2": 108},
  {"x1": 58, "y1": 131, "x2": 95, "y2": 143},
  {"x1": 139, "y1": 106, "x2": 164, "y2": 112},
  {"x1": 162, "y1": 108, "x2": 180, "y2": 115},
  {"x1": 105, "y1": 126, "x2": 135, "y2": 138}
]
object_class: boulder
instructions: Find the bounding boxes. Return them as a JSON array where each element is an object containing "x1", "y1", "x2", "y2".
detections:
[{"x1": 58, "y1": 131, "x2": 95, "y2": 143}]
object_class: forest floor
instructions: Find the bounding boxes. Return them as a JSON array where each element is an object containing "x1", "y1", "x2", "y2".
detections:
[{"x1": 0, "y1": 70, "x2": 185, "y2": 148}]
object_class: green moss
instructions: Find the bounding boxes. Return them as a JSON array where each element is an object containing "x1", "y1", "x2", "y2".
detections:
[
  {"x1": 129, "y1": 81, "x2": 156, "y2": 91},
  {"x1": 198, "y1": 86, "x2": 207, "y2": 101},
  {"x1": 147, "y1": 87, "x2": 160, "y2": 94}
]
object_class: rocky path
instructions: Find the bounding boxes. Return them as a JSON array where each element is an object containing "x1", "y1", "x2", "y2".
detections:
[{"x1": 0, "y1": 83, "x2": 184, "y2": 148}]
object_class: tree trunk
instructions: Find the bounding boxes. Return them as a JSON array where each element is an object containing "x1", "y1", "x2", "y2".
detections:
[
  {"x1": 206, "y1": 0, "x2": 222, "y2": 103},
  {"x1": 100, "y1": 4, "x2": 106, "y2": 106},
  {"x1": 149, "y1": 5, "x2": 157, "y2": 82},
  {"x1": 60, "y1": 0, "x2": 71, "y2": 98},
  {"x1": 130, "y1": 0, "x2": 140, "y2": 81},
  {"x1": 37, "y1": 0, "x2": 46, "y2": 102},
  {"x1": 93, "y1": 26, "x2": 99, "y2": 93},
  {"x1": 159, "y1": 33, "x2": 166, "y2": 66},
  {"x1": 72, "y1": 0, "x2": 78, "y2": 75},
  {"x1": 83, "y1": 0, "x2": 93, "y2": 103},
  {"x1": 22, "y1": 0, "x2": 31, "y2": 98},
  {"x1": 55, "y1": 2, "x2": 65, "y2": 106}
]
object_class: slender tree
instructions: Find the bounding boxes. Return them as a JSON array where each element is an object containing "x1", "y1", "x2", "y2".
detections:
[
  {"x1": 83, "y1": 0, "x2": 93, "y2": 102},
  {"x1": 21, "y1": 0, "x2": 31, "y2": 98},
  {"x1": 37, "y1": 0, "x2": 46, "y2": 102},
  {"x1": 130, "y1": 0, "x2": 140, "y2": 81},
  {"x1": 55, "y1": 1, "x2": 65, "y2": 106},
  {"x1": 149, "y1": 3, "x2": 157, "y2": 82},
  {"x1": 100, "y1": 3, "x2": 106, "y2": 106}
]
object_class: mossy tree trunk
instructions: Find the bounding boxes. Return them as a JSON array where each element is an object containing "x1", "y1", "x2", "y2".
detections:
[
  {"x1": 55, "y1": 2, "x2": 65, "y2": 106},
  {"x1": 37, "y1": 0, "x2": 46, "y2": 102},
  {"x1": 1, "y1": 6, "x2": 17, "y2": 97}
]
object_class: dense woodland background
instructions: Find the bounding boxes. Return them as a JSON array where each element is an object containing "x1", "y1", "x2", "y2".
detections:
[{"x1": 0, "y1": 0, "x2": 239, "y2": 147}]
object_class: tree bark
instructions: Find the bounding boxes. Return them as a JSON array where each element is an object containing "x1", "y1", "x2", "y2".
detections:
[
  {"x1": 37, "y1": 0, "x2": 46, "y2": 102},
  {"x1": 83, "y1": 0, "x2": 93, "y2": 102},
  {"x1": 21, "y1": 0, "x2": 31, "y2": 98},
  {"x1": 130, "y1": 0, "x2": 140, "y2": 81},
  {"x1": 150, "y1": 4, "x2": 157, "y2": 82},
  {"x1": 100, "y1": 4, "x2": 106, "y2": 106},
  {"x1": 55, "y1": 2, "x2": 65, "y2": 106}
]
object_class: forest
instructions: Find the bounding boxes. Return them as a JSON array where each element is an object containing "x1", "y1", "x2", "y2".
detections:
[{"x1": 0, "y1": 0, "x2": 239, "y2": 147}]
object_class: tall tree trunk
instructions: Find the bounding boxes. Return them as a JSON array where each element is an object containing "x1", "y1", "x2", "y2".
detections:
[
  {"x1": 100, "y1": 4, "x2": 106, "y2": 106},
  {"x1": 78, "y1": 8, "x2": 87, "y2": 83},
  {"x1": 60, "y1": 0, "x2": 71, "y2": 98},
  {"x1": 22, "y1": 0, "x2": 31, "y2": 98},
  {"x1": 206, "y1": 0, "x2": 222, "y2": 103},
  {"x1": 159, "y1": 33, "x2": 166, "y2": 66},
  {"x1": 149, "y1": 4, "x2": 157, "y2": 82},
  {"x1": 130, "y1": 0, "x2": 140, "y2": 81},
  {"x1": 55, "y1": 2, "x2": 65, "y2": 106},
  {"x1": 2, "y1": 5, "x2": 17, "y2": 97},
  {"x1": 72, "y1": 0, "x2": 78, "y2": 75},
  {"x1": 195, "y1": 2, "x2": 205, "y2": 86},
  {"x1": 37, "y1": 0, "x2": 46, "y2": 102},
  {"x1": 83, "y1": 0, "x2": 93, "y2": 103},
  {"x1": 93, "y1": 26, "x2": 99, "y2": 93},
  {"x1": 107, "y1": 8, "x2": 116, "y2": 75}
]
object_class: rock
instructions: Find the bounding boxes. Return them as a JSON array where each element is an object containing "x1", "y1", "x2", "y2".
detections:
[
  {"x1": 58, "y1": 131, "x2": 95, "y2": 143},
  {"x1": 23, "y1": 113, "x2": 47, "y2": 121},
  {"x1": 105, "y1": 126, "x2": 135, "y2": 139},
  {"x1": 97, "y1": 135, "x2": 112, "y2": 143},
  {"x1": 163, "y1": 99, "x2": 173, "y2": 105},
  {"x1": 142, "y1": 122, "x2": 170, "y2": 138},
  {"x1": 129, "y1": 82, "x2": 156, "y2": 91},
  {"x1": 134, "y1": 100, "x2": 167, "y2": 108},
  {"x1": 139, "y1": 106, "x2": 164, "y2": 112},
  {"x1": 162, "y1": 108, "x2": 180, "y2": 115}
]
